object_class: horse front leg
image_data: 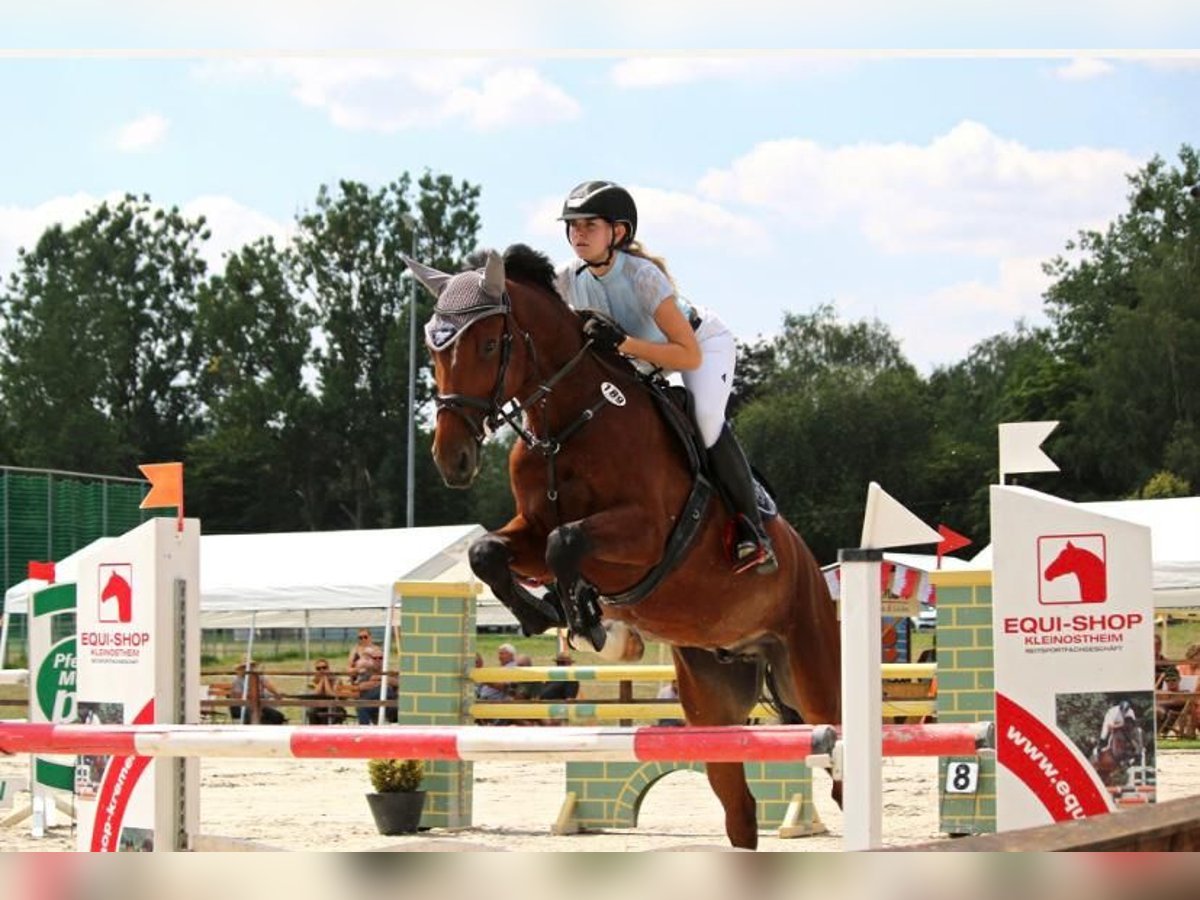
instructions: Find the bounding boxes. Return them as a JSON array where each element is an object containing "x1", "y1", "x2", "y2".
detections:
[
  {"x1": 468, "y1": 515, "x2": 565, "y2": 637},
  {"x1": 544, "y1": 505, "x2": 660, "y2": 659}
]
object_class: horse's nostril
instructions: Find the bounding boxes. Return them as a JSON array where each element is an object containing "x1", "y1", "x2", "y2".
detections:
[{"x1": 458, "y1": 449, "x2": 471, "y2": 477}]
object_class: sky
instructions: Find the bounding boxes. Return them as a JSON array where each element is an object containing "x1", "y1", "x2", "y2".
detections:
[{"x1": 1, "y1": 3, "x2": 1198, "y2": 372}]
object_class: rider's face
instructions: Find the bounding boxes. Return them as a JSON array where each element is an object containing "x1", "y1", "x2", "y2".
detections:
[{"x1": 567, "y1": 217, "x2": 616, "y2": 264}]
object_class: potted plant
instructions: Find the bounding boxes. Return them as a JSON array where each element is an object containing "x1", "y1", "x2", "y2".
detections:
[{"x1": 365, "y1": 758, "x2": 427, "y2": 835}]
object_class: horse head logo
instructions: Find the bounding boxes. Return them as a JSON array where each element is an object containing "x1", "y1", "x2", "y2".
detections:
[
  {"x1": 1040, "y1": 536, "x2": 1107, "y2": 604},
  {"x1": 98, "y1": 566, "x2": 133, "y2": 623}
]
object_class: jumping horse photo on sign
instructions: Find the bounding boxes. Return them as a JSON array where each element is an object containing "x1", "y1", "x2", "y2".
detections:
[{"x1": 408, "y1": 244, "x2": 840, "y2": 850}]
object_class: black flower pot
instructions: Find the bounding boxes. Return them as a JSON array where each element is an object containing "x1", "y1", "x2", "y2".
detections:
[{"x1": 366, "y1": 791, "x2": 427, "y2": 835}]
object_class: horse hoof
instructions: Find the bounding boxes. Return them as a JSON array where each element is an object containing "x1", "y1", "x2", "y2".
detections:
[{"x1": 568, "y1": 622, "x2": 646, "y2": 662}]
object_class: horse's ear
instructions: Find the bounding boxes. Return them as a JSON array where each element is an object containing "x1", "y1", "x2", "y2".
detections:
[
  {"x1": 481, "y1": 248, "x2": 506, "y2": 299},
  {"x1": 400, "y1": 253, "x2": 451, "y2": 298}
]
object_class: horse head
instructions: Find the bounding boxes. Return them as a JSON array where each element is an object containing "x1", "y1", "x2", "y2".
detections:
[
  {"x1": 410, "y1": 246, "x2": 585, "y2": 489},
  {"x1": 407, "y1": 249, "x2": 516, "y2": 487},
  {"x1": 1043, "y1": 541, "x2": 1080, "y2": 582}
]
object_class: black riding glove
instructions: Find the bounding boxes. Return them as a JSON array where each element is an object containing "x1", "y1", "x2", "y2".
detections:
[{"x1": 582, "y1": 314, "x2": 627, "y2": 351}]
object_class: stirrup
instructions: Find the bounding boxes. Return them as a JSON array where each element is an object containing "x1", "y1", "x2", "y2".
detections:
[{"x1": 733, "y1": 539, "x2": 777, "y2": 575}]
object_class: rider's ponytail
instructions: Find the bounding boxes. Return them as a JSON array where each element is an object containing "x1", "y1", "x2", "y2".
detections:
[{"x1": 623, "y1": 240, "x2": 677, "y2": 292}]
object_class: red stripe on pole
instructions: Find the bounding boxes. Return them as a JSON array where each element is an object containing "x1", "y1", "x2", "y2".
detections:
[
  {"x1": 632, "y1": 725, "x2": 830, "y2": 762},
  {"x1": 879, "y1": 723, "x2": 990, "y2": 757},
  {"x1": 0, "y1": 724, "x2": 139, "y2": 757},
  {"x1": 288, "y1": 727, "x2": 463, "y2": 760}
]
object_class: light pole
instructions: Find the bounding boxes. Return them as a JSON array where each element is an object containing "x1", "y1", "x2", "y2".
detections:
[{"x1": 400, "y1": 213, "x2": 420, "y2": 528}]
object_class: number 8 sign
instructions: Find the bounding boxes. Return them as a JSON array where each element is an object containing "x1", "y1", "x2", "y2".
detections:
[{"x1": 945, "y1": 760, "x2": 980, "y2": 794}]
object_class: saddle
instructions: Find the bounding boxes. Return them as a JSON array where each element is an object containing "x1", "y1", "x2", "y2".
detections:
[
  {"x1": 637, "y1": 370, "x2": 778, "y2": 520},
  {"x1": 595, "y1": 368, "x2": 776, "y2": 609}
]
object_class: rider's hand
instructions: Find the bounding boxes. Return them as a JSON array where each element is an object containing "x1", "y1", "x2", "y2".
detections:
[{"x1": 582, "y1": 313, "x2": 626, "y2": 351}]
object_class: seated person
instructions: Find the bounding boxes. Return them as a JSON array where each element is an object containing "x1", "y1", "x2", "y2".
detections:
[
  {"x1": 510, "y1": 654, "x2": 538, "y2": 701},
  {"x1": 1157, "y1": 666, "x2": 1187, "y2": 734},
  {"x1": 230, "y1": 662, "x2": 287, "y2": 725},
  {"x1": 538, "y1": 653, "x2": 581, "y2": 701},
  {"x1": 538, "y1": 653, "x2": 580, "y2": 727},
  {"x1": 476, "y1": 643, "x2": 518, "y2": 702},
  {"x1": 303, "y1": 658, "x2": 347, "y2": 725},
  {"x1": 354, "y1": 648, "x2": 399, "y2": 725},
  {"x1": 347, "y1": 629, "x2": 381, "y2": 678},
  {"x1": 1178, "y1": 643, "x2": 1200, "y2": 678}
]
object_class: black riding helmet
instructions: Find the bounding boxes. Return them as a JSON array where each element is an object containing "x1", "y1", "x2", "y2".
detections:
[{"x1": 559, "y1": 180, "x2": 638, "y2": 248}]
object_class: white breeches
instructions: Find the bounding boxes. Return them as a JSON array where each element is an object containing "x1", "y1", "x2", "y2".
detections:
[{"x1": 681, "y1": 312, "x2": 735, "y2": 448}]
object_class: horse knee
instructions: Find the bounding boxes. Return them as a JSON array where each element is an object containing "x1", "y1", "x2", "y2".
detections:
[
  {"x1": 468, "y1": 537, "x2": 510, "y2": 583},
  {"x1": 545, "y1": 524, "x2": 591, "y2": 575}
]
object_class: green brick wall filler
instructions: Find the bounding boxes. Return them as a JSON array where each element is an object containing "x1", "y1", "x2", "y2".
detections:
[{"x1": 930, "y1": 570, "x2": 996, "y2": 837}]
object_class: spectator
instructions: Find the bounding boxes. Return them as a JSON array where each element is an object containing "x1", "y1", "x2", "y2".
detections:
[
  {"x1": 355, "y1": 647, "x2": 398, "y2": 725},
  {"x1": 511, "y1": 653, "x2": 537, "y2": 700},
  {"x1": 1179, "y1": 643, "x2": 1200, "y2": 678},
  {"x1": 230, "y1": 661, "x2": 287, "y2": 725},
  {"x1": 1157, "y1": 666, "x2": 1188, "y2": 737},
  {"x1": 347, "y1": 629, "x2": 381, "y2": 677},
  {"x1": 477, "y1": 643, "x2": 518, "y2": 702},
  {"x1": 303, "y1": 658, "x2": 346, "y2": 725},
  {"x1": 539, "y1": 652, "x2": 580, "y2": 726}
]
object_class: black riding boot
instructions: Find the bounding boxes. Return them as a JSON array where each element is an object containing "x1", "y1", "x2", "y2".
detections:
[{"x1": 707, "y1": 424, "x2": 777, "y2": 575}]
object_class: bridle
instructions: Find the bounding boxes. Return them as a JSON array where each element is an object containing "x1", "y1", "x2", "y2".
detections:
[{"x1": 432, "y1": 294, "x2": 611, "y2": 505}]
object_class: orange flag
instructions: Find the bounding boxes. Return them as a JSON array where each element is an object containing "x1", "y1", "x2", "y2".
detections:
[{"x1": 139, "y1": 462, "x2": 183, "y2": 510}]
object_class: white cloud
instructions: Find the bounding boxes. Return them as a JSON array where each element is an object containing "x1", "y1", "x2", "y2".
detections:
[
  {"x1": 1055, "y1": 57, "x2": 1115, "y2": 80},
  {"x1": 114, "y1": 113, "x2": 169, "y2": 152},
  {"x1": 0, "y1": 193, "x2": 117, "y2": 280},
  {"x1": 180, "y1": 196, "x2": 295, "y2": 271},
  {"x1": 831, "y1": 256, "x2": 1056, "y2": 370},
  {"x1": 697, "y1": 120, "x2": 1139, "y2": 259},
  {"x1": 198, "y1": 59, "x2": 580, "y2": 132},
  {"x1": 524, "y1": 185, "x2": 769, "y2": 254},
  {"x1": 0, "y1": 193, "x2": 292, "y2": 283}
]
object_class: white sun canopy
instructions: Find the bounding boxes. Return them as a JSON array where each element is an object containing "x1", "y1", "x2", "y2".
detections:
[
  {"x1": 969, "y1": 496, "x2": 1200, "y2": 607},
  {"x1": 3, "y1": 524, "x2": 497, "y2": 629}
]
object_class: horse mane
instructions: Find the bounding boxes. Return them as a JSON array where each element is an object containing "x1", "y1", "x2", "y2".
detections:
[
  {"x1": 503, "y1": 243, "x2": 559, "y2": 297},
  {"x1": 463, "y1": 244, "x2": 560, "y2": 299}
]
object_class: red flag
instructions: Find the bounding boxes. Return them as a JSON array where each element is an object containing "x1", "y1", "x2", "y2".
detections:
[
  {"x1": 28, "y1": 560, "x2": 56, "y2": 582},
  {"x1": 937, "y1": 524, "x2": 972, "y2": 567}
]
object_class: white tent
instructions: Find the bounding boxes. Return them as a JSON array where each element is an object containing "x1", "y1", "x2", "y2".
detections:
[
  {"x1": 2, "y1": 524, "x2": 516, "y2": 629},
  {"x1": 969, "y1": 496, "x2": 1200, "y2": 607}
]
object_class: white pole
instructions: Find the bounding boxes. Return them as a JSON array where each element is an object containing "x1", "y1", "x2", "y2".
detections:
[
  {"x1": 405, "y1": 221, "x2": 419, "y2": 528},
  {"x1": 0, "y1": 609, "x2": 10, "y2": 670},
  {"x1": 378, "y1": 592, "x2": 397, "y2": 725},
  {"x1": 839, "y1": 548, "x2": 883, "y2": 851},
  {"x1": 242, "y1": 613, "x2": 257, "y2": 725}
]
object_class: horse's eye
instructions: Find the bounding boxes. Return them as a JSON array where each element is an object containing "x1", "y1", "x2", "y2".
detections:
[{"x1": 483, "y1": 338, "x2": 498, "y2": 355}]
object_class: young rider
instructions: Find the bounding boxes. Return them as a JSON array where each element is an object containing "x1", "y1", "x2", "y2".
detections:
[{"x1": 553, "y1": 179, "x2": 776, "y2": 574}]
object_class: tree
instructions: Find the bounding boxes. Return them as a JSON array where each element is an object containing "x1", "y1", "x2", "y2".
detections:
[
  {"x1": 1039, "y1": 146, "x2": 1200, "y2": 499},
  {"x1": 0, "y1": 194, "x2": 208, "y2": 474},
  {"x1": 188, "y1": 237, "x2": 317, "y2": 532},
  {"x1": 292, "y1": 173, "x2": 481, "y2": 529},
  {"x1": 735, "y1": 306, "x2": 931, "y2": 563}
]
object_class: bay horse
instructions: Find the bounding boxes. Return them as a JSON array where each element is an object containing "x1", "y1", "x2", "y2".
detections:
[
  {"x1": 410, "y1": 245, "x2": 841, "y2": 849},
  {"x1": 1091, "y1": 720, "x2": 1144, "y2": 788}
]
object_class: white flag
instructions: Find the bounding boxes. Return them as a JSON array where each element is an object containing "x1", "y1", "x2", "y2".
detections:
[
  {"x1": 998, "y1": 421, "x2": 1060, "y2": 483},
  {"x1": 859, "y1": 482, "x2": 941, "y2": 549}
]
